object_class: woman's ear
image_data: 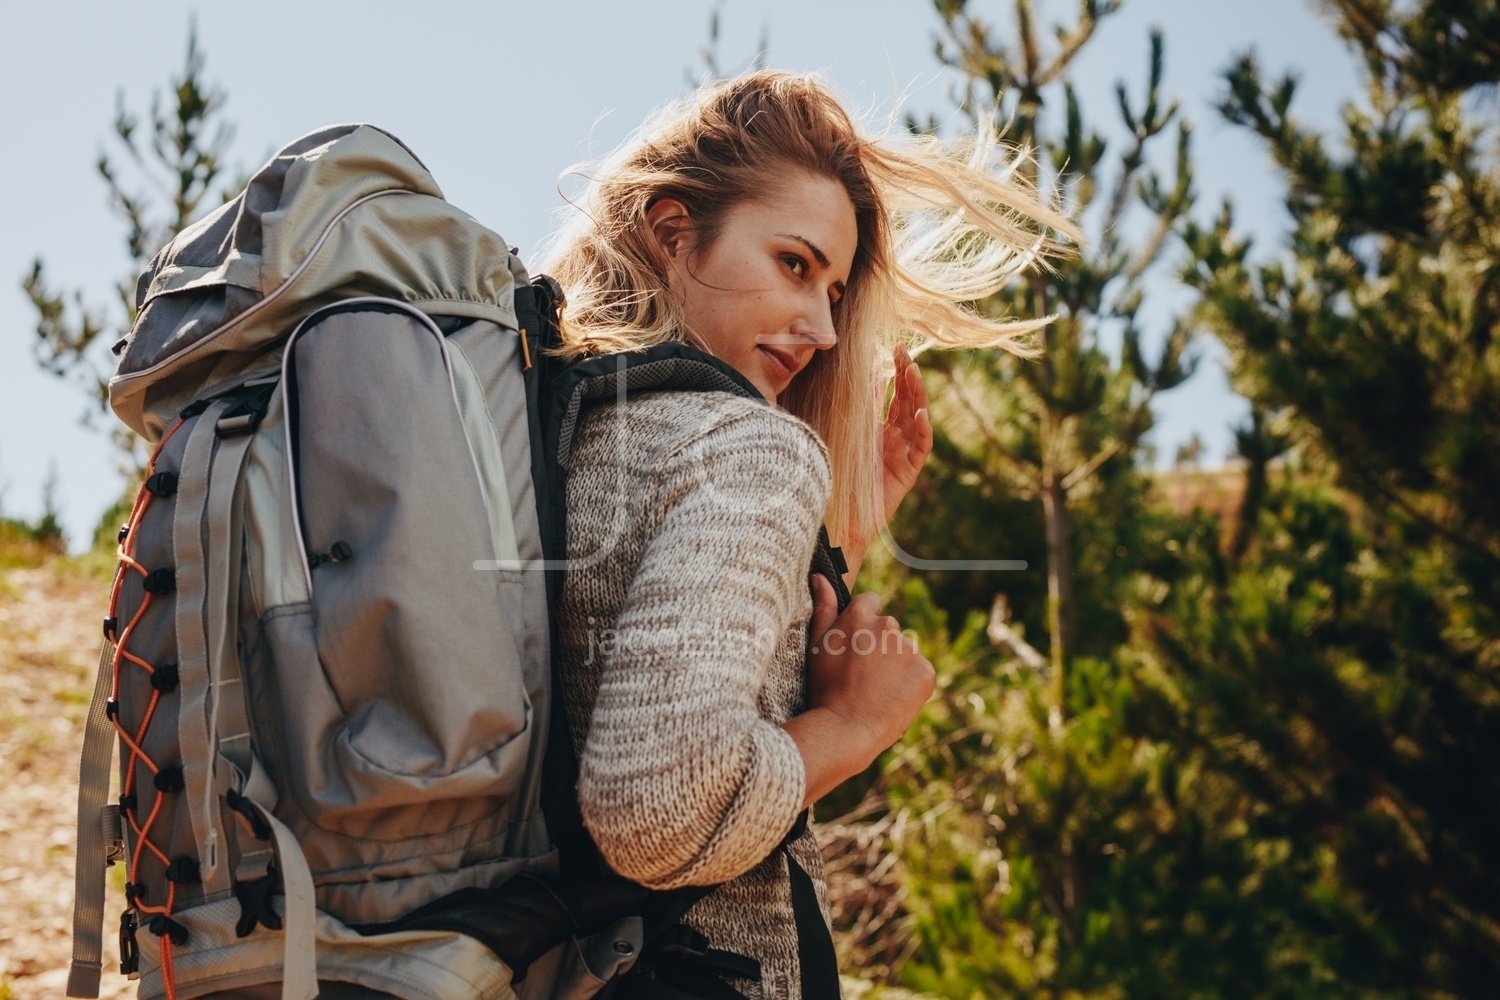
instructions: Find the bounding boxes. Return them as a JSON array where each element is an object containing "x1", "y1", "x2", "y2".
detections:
[{"x1": 645, "y1": 197, "x2": 694, "y2": 262}]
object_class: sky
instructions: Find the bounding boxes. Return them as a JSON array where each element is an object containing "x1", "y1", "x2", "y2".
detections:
[{"x1": 0, "y1": 0, "x2": 1359, "y2": 548}]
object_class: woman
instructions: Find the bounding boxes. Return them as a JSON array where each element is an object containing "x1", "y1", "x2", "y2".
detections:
[{"x1": 540, "y1": 71, "x2": 1074, "y2": 998}]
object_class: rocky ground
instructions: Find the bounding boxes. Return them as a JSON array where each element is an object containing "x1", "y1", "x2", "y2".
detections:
[{"x1": 1, "y1": 553, "x2": 133, "y2": 999}]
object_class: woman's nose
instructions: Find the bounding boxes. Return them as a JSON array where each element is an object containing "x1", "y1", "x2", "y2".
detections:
[{"x1": 793, "y1": 298, "x2": 838, "y2": 350}]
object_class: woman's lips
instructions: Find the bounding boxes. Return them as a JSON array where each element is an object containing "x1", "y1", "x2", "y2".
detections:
[{"x1": 758, "y1": 345, "x2": 798, "y2": 386}]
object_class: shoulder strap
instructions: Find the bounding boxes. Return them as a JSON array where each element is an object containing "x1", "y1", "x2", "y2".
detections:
[
  {"x1": 545, "y1": 340, "x2": 764, "y2": 474},
  {"x1": 520, "y1": 279, "x2": 848, "y2": 992}
]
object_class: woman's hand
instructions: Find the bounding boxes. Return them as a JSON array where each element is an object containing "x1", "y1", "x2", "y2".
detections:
[
  {"x1": 783, "y1": 575, "x2": 936, "y2": 806},
  {"x1": 842, "y1": 345, "x2": 933, "y2": 586}
]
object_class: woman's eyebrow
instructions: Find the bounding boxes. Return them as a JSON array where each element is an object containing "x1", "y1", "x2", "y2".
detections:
[{"x1": 776, "y1": 233, "x2": 830, "y2": 268}]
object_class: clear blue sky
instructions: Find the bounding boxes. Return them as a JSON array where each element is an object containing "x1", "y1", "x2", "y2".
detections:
[{"x1": 0, "y1": 0, "x2": 1357, "y2": 547}]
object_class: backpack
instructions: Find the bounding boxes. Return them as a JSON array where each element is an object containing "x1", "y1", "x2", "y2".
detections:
[{"x1": 67, "y1": 124, "x2": 851, "y2": 1000}]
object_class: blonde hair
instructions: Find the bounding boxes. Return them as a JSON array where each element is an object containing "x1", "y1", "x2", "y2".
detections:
[{"x1": 540, "y1": 70, "x2": 1077, "y2": 547}]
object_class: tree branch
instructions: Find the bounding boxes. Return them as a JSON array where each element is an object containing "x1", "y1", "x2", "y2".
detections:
[{"x1": 987, "y1": 594, "x2": 1049, "y2": 673}]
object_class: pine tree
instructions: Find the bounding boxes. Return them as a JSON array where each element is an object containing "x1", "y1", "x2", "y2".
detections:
[
  {"x1": 911, "y1": 0, "x2": 1197, "y2": 691},
  {"x1": 831, "y1": 2, "x2": 1218, "y2": 994},
  {"x1": 22, "y1": 23, "x2": 234, "y2": 446},
  {"x1": 1164, "y1": 0, "x2": 1500, "y2": 991}
]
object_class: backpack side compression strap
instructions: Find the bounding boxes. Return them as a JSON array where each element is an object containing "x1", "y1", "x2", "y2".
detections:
[{"x1": 67, "y1": 640, "x2": 119, "y2": 998}]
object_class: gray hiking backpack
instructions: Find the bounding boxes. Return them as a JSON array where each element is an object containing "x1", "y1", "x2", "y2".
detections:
[
  {"x1": 66, "y1": 123, "x2": 572, "y2": 1000},
  {"x1": 68, "y1": 123, "x2": 852, "y2": 1000}
]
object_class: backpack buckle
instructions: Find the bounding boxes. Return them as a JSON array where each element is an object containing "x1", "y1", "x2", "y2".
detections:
[
  {"x1": 216, "y1": 382, "x2": 277, "y2": 437},
  {"x1": 658, "y1": 925, "x2": 710, "y2": 960}
]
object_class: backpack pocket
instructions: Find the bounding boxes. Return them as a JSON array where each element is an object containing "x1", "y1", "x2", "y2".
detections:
[{"x1": 264, "y1": 301, "x2": 535, "y2": 841}]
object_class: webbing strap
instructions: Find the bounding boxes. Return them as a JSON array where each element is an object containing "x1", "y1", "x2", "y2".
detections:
[
  {"x1": 785, "y1": 849, "x2": 840, "y2": 998},
  {"x1": 246, "y1": 799, "x2": 318, "y2": 1000},
  {"x1": 67, "y1": 641, "x2": 119, "y2": 998},
  {"x1": 197, "y1": 402, "x2": 259, "y2": 892},
  {"x1": 173, "y1": 407, "x2": 234, "y2": 888},
  {"x1": 230, "y1": 757, "x2": 277, "y2": 885}
]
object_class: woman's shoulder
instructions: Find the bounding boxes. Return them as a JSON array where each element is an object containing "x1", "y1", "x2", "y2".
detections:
[
  {"x1": 580, "y1": 391, "x2": 830, "y2": 476},
  {"x1": 654, "y1": 391, "x2": 826, "y2": 453}
]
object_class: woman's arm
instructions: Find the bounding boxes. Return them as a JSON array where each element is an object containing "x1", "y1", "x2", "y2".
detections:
[{"x1": 575, "y1": 406, "x2": 830, "y2": 890}]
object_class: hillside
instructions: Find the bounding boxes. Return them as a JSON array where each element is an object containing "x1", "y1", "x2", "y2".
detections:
[{"x1": 0, "y1": 545, "x2": 132, "y2": 998}]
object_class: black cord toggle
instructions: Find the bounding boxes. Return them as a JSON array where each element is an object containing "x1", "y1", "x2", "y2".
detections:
[
  {"x1": 154, "y1": 765, "x2": 185, "y2": 794},
  {"x1": 147, "y1": 914, "x2": 190, "y2": 946},
  {"x1": 307, "y1": 540, "x2": 354, "y2": 569},
  {"x1": 145, "y1": 471, "x2": 179, "y2": 497},
  {"x1": 150, "y1": 662, "x2": 180, "y2": 693}
]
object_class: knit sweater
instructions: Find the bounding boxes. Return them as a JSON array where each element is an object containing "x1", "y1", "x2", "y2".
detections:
[{"x1": 556, "y1": 389, "x2": 836, "y2": 1000}]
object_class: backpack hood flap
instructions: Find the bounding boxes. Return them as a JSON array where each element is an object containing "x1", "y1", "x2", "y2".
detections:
[{"x1": 112, "y1": 123, "x2": 522, "y2": 441}]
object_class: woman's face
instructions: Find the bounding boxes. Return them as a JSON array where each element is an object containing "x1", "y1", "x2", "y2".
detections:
[{"x1": 653, "y1": 171, "x2": 857, "y2": 402}]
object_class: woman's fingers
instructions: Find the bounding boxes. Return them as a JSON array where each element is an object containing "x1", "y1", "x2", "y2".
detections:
[{"x1": 808, "y1": 573, "x2": 840, "y2": 642}]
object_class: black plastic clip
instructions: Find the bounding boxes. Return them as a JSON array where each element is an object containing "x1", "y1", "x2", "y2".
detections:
[
  {"x1": 119, "y1": 910, "x2": 140, "y2": 975},
  {"x1": 154, "y1": 765, "x2": 185, "y2": 794},
  {"x1": 143, "y1": 567, "x2": 176, "y2": 595},
  {"x1": 225, "y1": 788, "x2": 272, "y2": 841},
  {"x1": 102, "y1": 616, "x2": 118, "y2": 641},
  {"x1": 659, "y1": 925, "x2": 711, "y2": 961},
  {"x1": 215, "y1": 382, "x2": 277, "y2": 438},
  {"x1": 104, "y1": 699, "x2": 120, "y2": 722},
  {"x1": 166, "y1": 855, "x2": 202, "y2": 885},
  {"x1": 233, "y1": 866, "x2": 284, "y2": 937}
]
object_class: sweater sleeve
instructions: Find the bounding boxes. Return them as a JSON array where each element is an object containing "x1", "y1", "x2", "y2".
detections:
[{"x1": 575, "y1": 405, "x2": 831, "y2": 890}]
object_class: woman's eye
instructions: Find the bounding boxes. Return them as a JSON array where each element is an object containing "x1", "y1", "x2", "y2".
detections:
[{"x1": 781, "y1": 254, "x2": 807, "y2": 277}]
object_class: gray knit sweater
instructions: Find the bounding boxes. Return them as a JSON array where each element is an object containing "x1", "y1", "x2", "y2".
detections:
[{"x1": 557, "y1": 389, "x2": 836, "y2": 1000}]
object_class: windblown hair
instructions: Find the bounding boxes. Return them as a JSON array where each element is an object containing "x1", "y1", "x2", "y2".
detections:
[{"x1": 540, "y1": 70, "x2": 1077, "y2": 547}]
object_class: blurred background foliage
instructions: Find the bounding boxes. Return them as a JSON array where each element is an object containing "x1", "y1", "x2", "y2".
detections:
[
  {"x1": 18, "y1": 0, "x2": 1498, "y2": 996},
  {"x1": 835, "y1": 1, "x2": 1500, "y2": 997}
]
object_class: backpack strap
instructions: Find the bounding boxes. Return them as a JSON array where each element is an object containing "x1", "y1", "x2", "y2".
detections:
[
  {"x1": 546, "y1": 339, "x2": 853, "y2": 612},
  {"x1": 780, "y1": 812, "x2": 841, "y2": 998},
  {"x1": 194, "y1": 387, "x2": 318, "y2": 1000},
  {"x1": 546, "y1": 342, "x2": 765, "y2": 473},
  {"x1": 541, "y1": 340, "x2": 851, "y2": 995},
  {"x1": 66, "y1": 640, "x2": 121, "y2": 998},
  {"x1": 172, "y1": 388, "x2": 318, "y2": 1000},
  {"x1": 171, "y1": 395, "x2": 248, "y2": 891}
]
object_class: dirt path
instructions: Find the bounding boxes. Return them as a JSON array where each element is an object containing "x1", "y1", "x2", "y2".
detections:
[{"x1": 0, "y1": 560, "x2": 133, "y2": 998}]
